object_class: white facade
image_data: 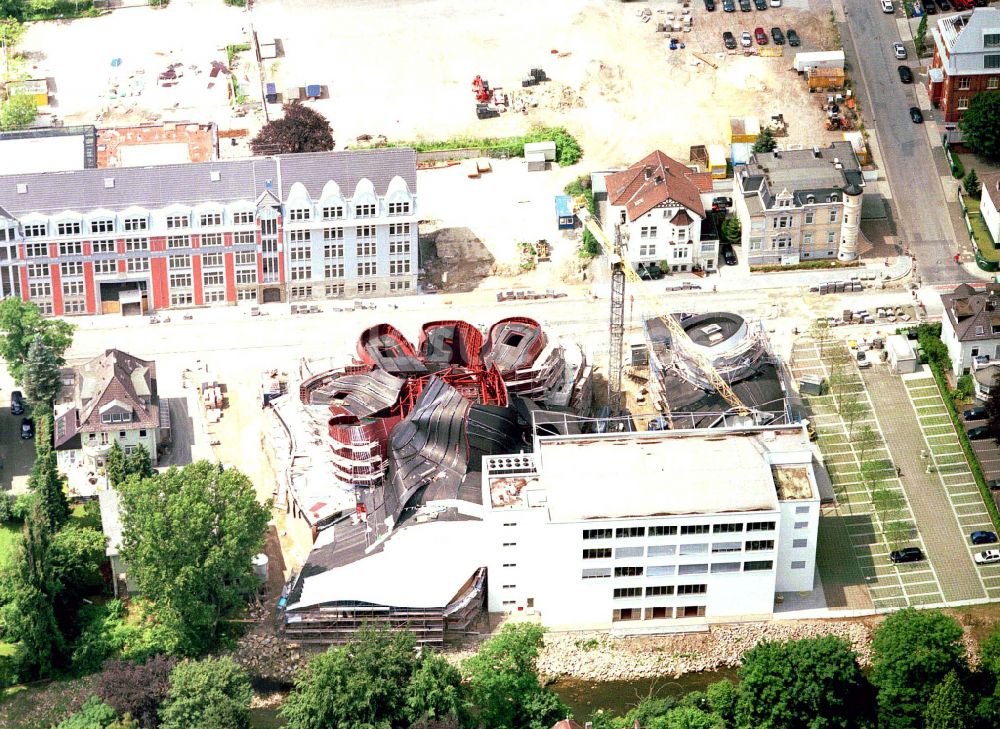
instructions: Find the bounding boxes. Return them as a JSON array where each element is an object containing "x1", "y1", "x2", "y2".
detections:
[
  {"x1": 607, "y1": 201, "x2": 718, "y2": 273},
  {"x1": 983, "y1": 177, "x2": 1000, "y2": 245},
  {"x1": 941, "y1": 311, "x2": 1000, "y2": 377},
  {"x1": 482, "y1": 425, "x2": 820, "y2": 630}
]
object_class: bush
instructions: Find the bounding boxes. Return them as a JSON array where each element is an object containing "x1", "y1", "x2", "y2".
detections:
[
  {"x1": 956, "y1": 373, "x2": 975, "y2": 400},
  {"x1": 96, "y1": 655, "x2": 178, "y2": 729},
  {"x1": 0, "y1": 492, "x2": 13, "y2": 522},
  {"x1": 72, "y1": 601, "x2": 174, "y2": 676},
  {"x1": 11, "y1": 492, "x2": 36, "y2": 520},
  {"x1": 385, "y1": 126, "x2": 583, "y2": 166},
  {"x1": 951, "y1": 155, "x2": 965, "y2": 180}
]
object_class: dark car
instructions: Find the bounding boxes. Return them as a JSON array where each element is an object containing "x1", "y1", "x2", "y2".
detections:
[
  {"x1": 890, "y1": 547, "x2": 924, "y2": 564},
  {"x1": 964, "y1": 406, "x2": 987, "y2": 421},
  {"x1": 771, "y1": 27, "x2": 785, "y2": 44},
  {"x1": 937, "y1": 0, "x2": 952, "y2": 10},
  {"x1": 909, "y1": 106, "x2": 924, "y2": 124},
  {"x1": 712, "y1": 196, "x2": 733, "y2": 211},
  {"x1": 722, "y1": 246, "x2": 738, "y2": 266},
  {"x1": 754, "y1": 0, "x2": 767, "y2": 8},
  {"x1": 898, "y1": 65, "x2": 913, "y2": 83},
  {"x1": 723, "y1": 0, "x2": 736, "y2": 11},
  {"x1": 969, "y1": 425, "x2": 990, "y2": 440},
  {"x1": 10, "y1": 389, "x2": 24, "y2": 415},
  {"x1": 723, "y1": 31, "x2": 737, "y2": 49},
  {"x1": 20, "y1": 417, "x2": 33, "y2": 440},
  {"x1": 923, "y1": 0, "x2": 937, "y2": 12},
  {"x1": 638, "y1": 263, "x2": 664, "y2": 280},
  {"x1": 786, "y1": 28, "x2": 800, "y2": 46},
  {"x1": 972, "y1": 530, "x2": 999, "y2": 545},
  {"x1": 755, "y1": 27, "x2": 768, "y2": 44},
  {"x1": 739, "y1": 0, "x2": 752, "y2": 11},
  {"x1": 704, "y1": 0, "x2": 717, "y2": 9}
]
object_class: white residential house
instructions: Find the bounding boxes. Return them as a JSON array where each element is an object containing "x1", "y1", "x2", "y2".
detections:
[
  {"x1": 981, "y1": 172, "x2": 1000, "y2": 245},
  {"x1": 940, "y1": 283, "x2": 1000, "y2": 377}
]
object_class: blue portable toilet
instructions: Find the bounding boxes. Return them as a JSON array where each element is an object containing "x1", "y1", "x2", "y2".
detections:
[{"x1": 555, "y1": 195, "x2": 575, "y2": 230}]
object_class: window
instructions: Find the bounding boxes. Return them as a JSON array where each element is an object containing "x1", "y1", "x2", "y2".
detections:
[
  {"x1": 648, "y1": 526, "x2": 677, "y2": 536},
  {"x1": 986, "y1": 33, "x2": 1000, "y2": 48},
  {"x1": 27, "y1": 263, "x2": 48, "y2": 278},
  {"x1": 678, "y1": 564, "x2": 708, "y2": 575},
  {"x1": 989, "y1": 78, "x2": 999, "y2": 90},
  {"x1": 168, "y1": 255, "x2": 191, "y2": 269},
  {"x1": 233, "y1": 231, "x2": 255, "y2": 245},
  {"x1": 647, "y1": 565, "x2": 676, "y2": 577},
  {"x1": 200, "y1": 233, "x2": 224, "y2": 247},
  {"x1": 357, "y1": 240, "x2": 377, "y2": 258},
  {"x1": 166, "y1": 215, "x2": 189, "y2": 229},
  {"x1": 791, "y1": 560, "x2": 807, "y2": 569},
  {"x1": 287, "y1": 207, "x2": 311, "y2": 222},
  {"x1": 357, "y1": 261, "x2": 377, "y2": 277},
  {"x1": 672, "y1": 247, "x2": 689, "y2": 260},
  {"x1": 233, "y1": 211, "x2": 254, "y2": 225},
  {"x1": 289, "y1": 230, "x2": 310, "y2": 244},
  {"x1": 957, "y1": 77, "x2": 971, "y2": 90},
  {"x1": 613, "y1": 587, "x2": 643, "y2": 599},
  {"x1": 712, "y1": 542, "x2": 742, "y2": 553},
  {"x1": 713, "y1": 523, "x2": 743, "y2": 533},
  {"x1": 389, "y1": 223, "x2": 410, "y2": 237},
  {"x1": 126, "y1": 258, "x2": 149, "y2": 272},
  {"x1": 679, "y1": 605, "x2": 706, "y2": 618},
  {"x1": 58, "y1": 241, "x2": 82, "y2": 256},
  {"x1": 612, "y1": 608, "x2": 641, "y2": 622},
  {"x1": 291, "y1": 265, "x2": 311, "y2": 281},
  {"x1": 290, "y1": 246, "x2": 311, "y2": 262},
  {"x1": 646, "y1": 585, "x2": 674, "y2": 596},
  {"x1": 984, "y1": 55, "x2": 1000, "y2": 69},
  {"x1": 794, "y1": 521, "x2": 809, "y2": 529},
  {"x1": 235, "y1": 269, "x2": 257, "y2": 284},
  {"x1": 325, "y1": 283, "x2": 345, "y2": 297},
  {"x1": 355, "y1": 202, "x2": 376, "y2": 217},
  {"x1": 680, "y1": 525, "x2": 709, "y2": 535},
  {"x1": 389, "y1": 280, "x2": 411, "y2": 292},
  {"x1": 640, "y1": 226, "x2": 656, "y2": 238},
  {"x1": 792, "y1": 538, "x2": 808, "y2": 549},
  {"x1": 197, "y1": 212, "x2": 221, "y2": 227},
  {"x1": 358, "y1": 282, "x2": 377, "y2": 294},
  {"x1": 204, "y1": 289, "x2": 226, "y2": 303},
  {"x1": 289, "y1": 285, "x2": 312, "y2": 300},
  {"x1": 357, "y1": 224, "x2": 376, "y2": 240},
  {"x1": 501, "y1": 584, "x2": 516, "y2": 590},
  {"x1": 24, "y1": 223, "x2": 47, "y2": 238},
  {"x1": 322, "y1": 205, "x2": 344, "y2": 220},
  {"x1": 324, "y1": 263, "x2": 345, "y2": 279},
  {"x1": 261, "y1": 219, "x2": 277, "y2": 236},
  {"x1": 615, "y1": 547, "x2": 644, "y2": 559},
  {"x1": 744, "y1": 560, "x2": 774, "y2": 571},
  {"x1": 679, "y1": 543, "x2": 708, "y2": 555},
  {"x1": 614, "y1": 566, "x2": 643, "y2": 577},
  {"x1": 169, "y1": 273, "x2": 192, "y2": 288},
  {"x1": 57, "y1": 221, "x2": 81, "y2": 236},
  {"x1": 772, "y1": 216, "x2": 792, "y2": 229},
  {"x1": 94, "y1": 260, "x2": 117, "y2": 274},
  {"x1": 323, "y1": 228, "x2": 344, "y2": 242},
  {"x1": 388, "y1": 201, "x2": 410, "y2": 215},
  {"x1": 677, "y1": 584, "x2": 707, "y2": 595},
  {"x1": 60, "y1": 261, "x2": 83, "y2": 277},
  {"x1": 203, "y1": 271, "x2": 225, "y2": 287},
  {"x1": 795, "y1": 505, "x2": 810, "y2": 515},
  {"x1": 711, "y1": 562, "x2": 741, "y2": 573},
  {"x1": 324, "y1": 243, "x2": 345, "y2": 259},
  {"x1": 746, "y1": 521, "x2": 775, "y2": 532},
  {"x1": 583, "y1": 528, "x2": 612, "y2": 540},
  {"x1": 90, "y1": 219, "x2": 115, "y2": 234},
  {"x1": 62, "y1": 280, "x2": 84, "y2": 297},
  {"x1": 803, "y1": 233, "x2": 813, "y2": 246},
  {"x1": 236, "y1": 289, "x2": 257, "y2": 301},
  {"x1": 827, "y1": 231, "x2": 836, "y2": 245},
  {"x1": 167, "y1": 235, "x2": 190, "y2": 249},
  {"x1": 28, "y1": 282, "x2": 51, "y2": 298},
  {"x1": 25, "y1": 242, "x2": 47, "y2": 257},
  {"x1": 235, "y1": 252, "x2": 256, "y2": 266},
  {"x1": 616, "y1": 527, "x2": 645, "y2": 538},
  {"x1": 804, "y1": 210, "x2": 814, "y2": 225},
  {"x1": 639, "y1": 244, "x2": 656, "y2": 257},
  {"x1": 123, "y1": 216, "x2": 148, "y2": 232},
  {"x1": 170, "y1": 292, "x2": 193, "y2": 307},
  {"x1": 389, "y1": 259, "x2": 411, "y2": 276},
  {"x1": 745, "y1": 540, "x2": 774, "y2": 551},
  {"x1": 829, "y1": 208, "x2": 838, "y2": 223},
  {"x1": 582, "y1": 568, "x2": 611, "y2": 579},
  {"x1": 583, "y1": 548, "x2": 612, "y2": 560},
  {"x1": 63, "y1": 300, "x2": 86, "y2": 314},
  {"x1": 124, "y1": 238, "x2": 149, "y2": 252},
  {"x1": 202, "y1": 253, "x2": 224, "y2": 267},
  {"x1": 647, "y1": 545, "x2": 676, "y2": 557}
]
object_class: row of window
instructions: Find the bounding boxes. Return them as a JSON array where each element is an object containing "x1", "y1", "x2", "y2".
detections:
[
  {"x1": 613, "y1": 606, "x2": 705, "y2": 621},
  {"x1": 582, "y1": 521, "x2": 778, "y2": 541},
  {"x1": 286, "y1": 280, "x2": 410, "y2": 301},
  {"x1": 584, "y1": 538, "x2": 790, "y2": 561},
  {"x1": 613, "y1": 584, "x2": 707, "y2": 599},
  {"x1": 581, "y1": 561, "x2": 775, "y2": 578},
  {"x1": 286, "y1": 201, "x2": 411, "y2": 222},
  {"x1": 290, "y1": 260, "x2": 412, "y2": 280}
]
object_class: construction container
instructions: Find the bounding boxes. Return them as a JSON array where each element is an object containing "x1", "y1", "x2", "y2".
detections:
[
  {"x1": 265, "y1": 82, "x2": 278, "y2": 103},
  {"x1": 793, "y1": 50, "x2": 846, "y2": 73},
  {"x1": 807, "y1": 67, "x2": 846, "y2": 89},
  {"x1": 530, "y1": 68, "x2": 547, "y2": 81},
  {"x1": 8, "y1": 79, "x2": 49, "y2": 107},
  {"x1": 707, "y1": 144, "x2": 727, "y2": 179},
  {"x1": 730, "y1": 117, "x2": 760, "y2": 144},
  {"x1": 525, "y1": 152, "x2": 547, "y2": 172},
  {"x1": 555, "y1": 195, "x2": 575, "y2": 229},
  {"x1": 524, "y1": 141, "x2": 557, "y2": 161},
  {"x1": 286, "y1": 86, "x2": 302, "y2": 101},
  {"x1": 799, "y1": 374, "x2": 825, "y2": 396}
]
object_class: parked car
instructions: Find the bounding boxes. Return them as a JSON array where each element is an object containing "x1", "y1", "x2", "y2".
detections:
[
  {"x1": 711, "y1": 196, "x2": 733, "y2": 211},
  {"x1": 975, "y1": 549, "x2": 1000, "y2": 565},
  {"x1": 893, "y1": 42, "x2": 907, "y2": 59},
  {"x1": 704, "y1": 0, "x2": 717, "y2": 9},
  {"x1": 786, "y1": 28, "x2": 801, "y2": 46},
  {"x1": 20, "y1": 417, "x2": 33, "y2": 440},
  {"x1": 770, "y1": 0, "x2": 781, "y2": 5},
  {"x1": 771, "y1": 27, "x2": 785, "y2": 44},
  {"x1": 922, "y1": 0, "x2": 937, "y2": 12},
  {"x1": 10, "y1": 390, "x2": 24, "y2": 415},
  {"x1": 754, "y1": 0, "x2": 767, "y2": 9},
  {"x1": 964, "y1": 406, "x2": 987, "y2": 421},
  {"x1": 889, "y1": 547, "x2": 924, "y2": 564},
  {"x1": 638, "y1": 263, "x2": 664, "y2": 280},
  {"x1": 898, "y1": 65, "x2": 913, "y2": 83},
  {"x1": 740, "y1": 30, "x2": 752, "y2": 47},
  {"x1": 723, "y1": 0, "x2": 736, "y2": 11},
  {"x1": 968, "y1": 425, "x2": 990, "y2": 440},
  {"x1": 937, "y1": 0, "x2": 952, "y2": 12},
  {"x1": 739, "y1": 0, "x2": 752, "y2": 11},
  {"x1": 881, "y1": 0, "x2": 894, "y2": 11},
  {"x1": 754, "y1": 27, "x2": 768, "y2": 44},
  {"x1": 971, "y1": 531, "x2": 999, "y2": 545},
  {"x1": 722, "y1": 246, "x2": 738, "y2": 266},
  {"x1": 909, "y1": 106, "x2": 924, "y2": 124},
  {"x1": 723, "y1": 31, "x2": 737, "y2": 49}
]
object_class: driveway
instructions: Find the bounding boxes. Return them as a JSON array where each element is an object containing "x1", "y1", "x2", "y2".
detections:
[
  {"x1": 0, "y1": 391, "x2": 38, "y2": 495},
  {"x1": 838, "y1": 0, "x2": 963, "y2": 284}
]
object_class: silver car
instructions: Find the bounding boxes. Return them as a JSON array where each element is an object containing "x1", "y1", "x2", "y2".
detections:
[
  {"x1": 741, "y1": 31, "x2": 752, "y2": 48},
  {"x1": 974, "y1": 549, "x2": 1000, "y2": 565},
  {"x1": 893, "y1": 42, "x2": 907, "y2": 60}
]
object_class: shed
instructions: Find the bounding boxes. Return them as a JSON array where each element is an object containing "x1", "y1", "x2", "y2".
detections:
[
  {"x1": 807, "y1": 66, "x2": 846, "y2": 89},
  {"x1": 555, "y1": 195, "x2": 575, "y2": 229},
  {"x1": 886, "y1": 334, "x2": 918, "y2": 374},
  {"x1": 524, "y1": 141, "x2": 556, "y2": 161},
  {"x1": 526, "y1": 151, "x2": 547, "y2": 172},
  {"x1": 793, "y1": 50, "x2": 846, "y2": 73},
  {"x1": 707, "y1": 144, "x2": 728, "y2": 179}
]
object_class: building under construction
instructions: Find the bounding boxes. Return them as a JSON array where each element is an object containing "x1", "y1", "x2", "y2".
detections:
[
  {"x1": 644, "y1": 311, "x2": 790, "y2": 428},
  {"x1": 275, "y1": 317, "x2": 592, "y2": 646}
]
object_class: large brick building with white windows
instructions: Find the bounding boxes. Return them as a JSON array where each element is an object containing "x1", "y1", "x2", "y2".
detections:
[
  {"x1": 928, "y1": 8, "x2": 1000, "y2": 124},
  {"x1": 0, "y1": 148, "x2": 417, "y2": 316}
]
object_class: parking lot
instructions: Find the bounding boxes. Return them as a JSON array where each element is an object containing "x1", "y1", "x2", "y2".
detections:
[
  {"x1": 963, "y1": 406, "x2": 1000, "y2": 485},
  {"x1": 792, "y1": 338, "x2": 945, "y2": 610}
]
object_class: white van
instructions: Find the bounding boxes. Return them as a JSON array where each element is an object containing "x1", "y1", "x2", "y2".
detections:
[{"x1": 881, "y1": 0, "x2": 894, "y2": 12}]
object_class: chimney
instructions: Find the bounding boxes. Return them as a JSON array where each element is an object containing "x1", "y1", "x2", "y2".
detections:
[
  {"x1": 812, "y1": 145, "x2": 821, "y2": 158},
  {"x1": 644, "y1": 166, "x2": 653, "y2": 180},
  {"x1": 773, "y1": 149, "x2": 781, "y2": 158}
]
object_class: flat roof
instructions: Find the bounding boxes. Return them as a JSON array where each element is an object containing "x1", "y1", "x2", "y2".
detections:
[
  {"x1": 118, "y1": 142, "x2": 192, "y2": 167},
  {"x1": 0, "y1": 135, "x2": 88, "y2": 174},
  {"x1": 531, "y1": 428, "x2": 812, "y2": 521}
]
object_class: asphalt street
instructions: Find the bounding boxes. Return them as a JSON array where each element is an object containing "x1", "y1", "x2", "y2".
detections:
[{"x1": 839, "y1": 0, "x2": 964, "y2": 285}]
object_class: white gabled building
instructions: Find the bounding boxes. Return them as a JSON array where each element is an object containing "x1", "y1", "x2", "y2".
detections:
[{"x1": 482, "y1": 424, "x2": 820, "y2": 630}]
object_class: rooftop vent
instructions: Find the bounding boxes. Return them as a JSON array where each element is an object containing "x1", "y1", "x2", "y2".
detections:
[
  {"x1": 773, "y1": 150, "x2": 781, "y2": 158},
  {"x1": 104, "y1": 178, "x2": 115, "y2": 189},
  {"x1": 265, "y1": 179, "x2": 273, "y2": 190},
  {"x1": 812, "y1": 146, "x2": 821, "y2": 158},
  {"x1": 15, "y1": 183, "x2": 26, "y2": 194},
  {"x1": 210, "y1": 170, "x2": 221, "y2": 182},
  {"x1": 644, "y1": 166, "x2": 653, "y2": 180}
]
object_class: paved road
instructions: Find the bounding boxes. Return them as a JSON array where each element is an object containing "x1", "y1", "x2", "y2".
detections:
[{"x1": 839, "y1": 1, "x2": 961, "y2": 285}]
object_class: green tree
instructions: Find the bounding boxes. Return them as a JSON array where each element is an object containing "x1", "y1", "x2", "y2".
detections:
[
  {"x1": 964, "y1": 169, "x2": 981, "y2": 199},
  {"x1": 0, "y1": 297, "x2": 75, "y2": 384},
  {"x1": 924, "y1": 670, "x2": 972, "y2": 729},
  {"x1": 856, "y1": 425, "x2": 879, "y2": 464},
  {"x1": 28, "y1": 413, "x2": 70, "y2": 532},
  {"x1": 837, "y1": 393, "x2": 865, "y2": 438},
  {"x1": 959, "y1": 92, "x2": 1000, "y2": 161},
  {"x1": 705, "y1": 679, "x2": 737, "y2": 727},
  {"x1": 0, "y1": 0, "x2": 26, "y2": 23},
  {"x1": 0, "y1": 92, "x2": 37, "y2": 131},
  {"x1": 117, "y1": 461, "x2": 270, "y2": 655},
  {"x1": 22, "y1": 333, "x2": 63, "y2": 407},
  {"x1": 281, "y1": 626, "x2": 419, "y2": 729},
  {"x1": 915, "y1": 14, "x2": 928, "y2": 56},
  {"x1": 658, "y1": 706, "x2": 725, "y2": 729},
  {"x1": 405, "y1": 654, "x2": 470, "y2": 726},
  {"x1": 0, "y1": 20, "x2": 26, "y2": 83},
  {"x1": 720, "y1": 217, "x2": 741, "y2": 245},
  {"x1": 734, "y1": 635, "x2": 870, "y2": 729},
  {"x1": 752, "y1": 128, "x2": 777, "y2": 153},
  {"x1": 158, "y1": 657, "x2": 253, "y2": 729},
  {"x1": 462, "y1": 623, "x2": 567, "y2": 729},
  {"x1": 870, "y1": 608, "x2": 967, "y2": 729},
  {"x1": 106, "y1": 441, "x2": 127, "y2": 488},
  {"x1": 56, "y1": 696, "x2": 119, "y2": 729},
  {"x1": 125, "y1": 443, "x2": 154, "y2": 481},
  {"x1": 808, "y1": 318, "x2": 831, "y2": 358},
  {"x1": 50, "y1": 524, "x2": 108, "y2": 623},
  {"x1": 250, "y1": 101, "x2": 334, "y2": 155}
]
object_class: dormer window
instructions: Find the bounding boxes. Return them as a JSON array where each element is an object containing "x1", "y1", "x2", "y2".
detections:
[
  {"x1": 199, "y1": 212, "x2": 222, "y2": 227},
  {"x1": 322, "y1": 205, "x2": 344, "y2": 220},
  {"x1": 166, "y1": 214, "x2": 190, "y2": 229},
  {"x1": 100, "y1": 409, "x2": 132, "y2": 424},
  {"x1": 387, "y1": 201, "x2": 410, "y2": 215},
  {"x1": 56, "y1": 221, "x2": 81, "y2": 236},
  {"x1": 233, "y1": 211, "x2": 255, "y2": 226},
  {"x1": 288, "y1": 207, "x2": 312, "y2": 222},
  {"x1": 123, "y1": 216, "x2": 148, "y2": 232},
  {"x1": 89, "y1": 219, "x2": 115, "y2": 234},
  {"x1": 976, "y1": 326, "x2": 985, "y2": 336},
  {"x1": 24, "y1": 223, "x2": 47, "y2": 238},
  {"x1": 355, "y1": 203, "x2": 376, "y2": 218}
]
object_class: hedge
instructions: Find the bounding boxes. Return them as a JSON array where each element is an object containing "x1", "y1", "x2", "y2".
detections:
[{"x1": 383, "y1": 126, "x2": 583, "y2": 166}]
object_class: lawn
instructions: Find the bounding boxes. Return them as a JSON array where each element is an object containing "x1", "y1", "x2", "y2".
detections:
[{"x1": 963, "y1": 197, "x2": 1000, "y2": 263}]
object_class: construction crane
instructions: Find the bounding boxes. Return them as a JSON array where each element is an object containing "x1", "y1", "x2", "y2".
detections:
[{"x1": 574, "y1": 202, "x2": 751, "y2": 420}]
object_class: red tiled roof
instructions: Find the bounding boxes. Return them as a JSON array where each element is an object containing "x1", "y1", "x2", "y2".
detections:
[
  {"x1": 671, "y1": 209, "x2": 693, "y2": 226},
  {"x1": 550, "y1": 721, "x2": 585, "y2": 729},
  {"x1": 606, "y1": 150, "x2": 707, "y2": 222}
]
